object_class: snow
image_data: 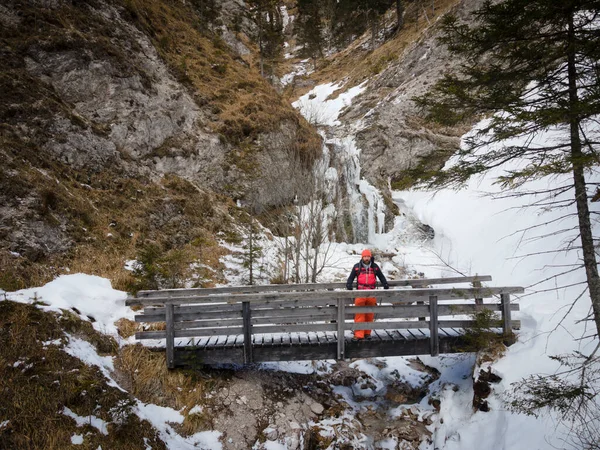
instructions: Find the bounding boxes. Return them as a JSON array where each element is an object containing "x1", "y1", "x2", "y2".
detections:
[
  {"x1": 63, "y1": 336, "x2": 120, "y2": 389},
  {"x1": 135, "y1": 402, "x2": 222, "y2": 450},
  {"x1": 292, "y1": 81, "x2": 367, "y2": 126},
  {"x1": 71, "y1": 434, "x2": 84, "y2": 445},
  {"x1": 62, "y1": 407, "x2": 109, "y2": 435},
  {"x1": 4, "y1": 274, "x2": 133, "y2": 339},
  {"x1": 2, "y1": 73, "x2": 599, "y2": 449}
]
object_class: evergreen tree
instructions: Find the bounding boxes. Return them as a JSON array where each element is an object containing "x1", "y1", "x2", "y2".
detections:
[
  {"x1": 330, "y1": 0, "x2": 393, "y2": 50},
  {"x1": 395, "y1": 0, "x2": 405, "y2": 32},
  {"x1": 248, "y1": 0, "x2": 284, "y2": 77},
  {"x1": 296, "y1": 0, "x2": 324, "y2": 66},
  {"x1": 415, "y1": 0, "x2": 600, "y2": 336},
  {"x1": 191, "y1": 0, "x2": 221, "y2": 32},
  {"x1": 330, "y1": 0, "x2": 368, "y2": 48}
]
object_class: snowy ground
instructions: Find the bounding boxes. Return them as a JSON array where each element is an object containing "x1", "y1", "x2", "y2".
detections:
[
  {"x1": 289, "y1": 79, "x2": 600, "y2": 448},
  {"x1": 2, "y1": 78, "x2": 599, "y2": 450}
]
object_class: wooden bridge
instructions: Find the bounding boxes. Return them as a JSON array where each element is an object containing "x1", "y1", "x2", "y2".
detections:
[{"x1": 127, "y1": 276, "x2": 523, "y2": 368}]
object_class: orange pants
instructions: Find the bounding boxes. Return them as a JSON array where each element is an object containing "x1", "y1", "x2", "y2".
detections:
[{"x1": 354, "y1": 297, "x2": 376, "y2": 338}]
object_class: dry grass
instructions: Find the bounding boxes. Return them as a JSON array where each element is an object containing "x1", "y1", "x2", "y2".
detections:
[
  {"x1": 115, "y1": 318, "x2": 139, "y2": 339},
  {"x1": 0, "y1": 0, "x2": 320, "y2": 292},
  {"x1": 115, "y1": 345, "x2": 217, "y2": 435},
  {"x1": 0, "y1": 301, "x2": 166, "y2": 450},
  {"x1": 287, "y1": 0, "x2": 463, "y2": 102},
  {"x1": 124, "y1": 0, "x2": 320, "y2": 160}
]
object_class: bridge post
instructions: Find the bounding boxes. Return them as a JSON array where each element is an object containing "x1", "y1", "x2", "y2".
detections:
[
  {"x1": 242, "y1": 301, "x2": 253, "y2": 364},
  {"x1": 501, "y1": 293, "x2": 511, "y2": 336},
  {"x1": 473, "y1": 279, "x2": 483, "y2": 306},
  {"x1": 165, "y1": 303, "x2": 175, "y2": 369},
  {"x1": 429, "y1": 295, "x2": 439, "y2": 356},
  {"x1": 337, "y1": 298, "x2": 346, "y2": 360}
]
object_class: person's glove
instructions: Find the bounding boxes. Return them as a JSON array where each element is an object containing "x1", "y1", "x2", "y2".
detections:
[{"x1": 383, "y1": 284, "x2": 389, "y2": 290}]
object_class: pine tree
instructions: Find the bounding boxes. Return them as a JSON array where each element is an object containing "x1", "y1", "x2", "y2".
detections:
[
  {"x1": 296, "y1": 0, "x2": 324, "y2": 66},
  {"x1": 247, "y1": 0, "x2": 284, "y2": 78},
  {"x1": 415, "y1": 0, "x2": 600, "y2": 336},
  {"x1": 191, "y1": 0, "x2": 221, "y2": 32}
]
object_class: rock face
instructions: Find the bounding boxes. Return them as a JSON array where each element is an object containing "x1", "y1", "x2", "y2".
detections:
[
  {"x1": 0, "y1": 0, "x2": 319, "y2": 269},
  {"x1": 340, "y1": 0, "x2": 483, "y2": 187}
]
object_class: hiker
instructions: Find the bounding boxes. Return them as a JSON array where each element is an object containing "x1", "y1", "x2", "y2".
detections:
[{"x1": 346, "y1": 249, "x2": 389, "y2": 340}]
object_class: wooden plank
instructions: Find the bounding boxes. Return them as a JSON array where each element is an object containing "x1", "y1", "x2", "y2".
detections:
[
  {"x1": 128, "y1": 276, "x2": 494, "y2": 303},
  {"x1": 128, "y1": 286, "x2": 522, "y2": 306},
  {"x1": 138, "y1": 310, "x2": 242, "y2": 323},
  {"x1": 136, "y1": 327, "x2": 244, "y2": 339},
  {"x1": 242, "y1": 301, "x2": 252, "y2": 364},
  {"x1": 165, "y1": 304, "x2": 175, "y2": 369},
  {"x1": 343, "y1": 303, "x2": 519, "y2": 318},
  {"x1": 473, "y1": 280, "x2": 483, "y2": 306},
  {"x1": 501, "y1": 293, "x2": 511, "y2": 336},
  {"x1": 439, "y1": 328, "x2": 451, "y2": 338},
  {"x1": 175, "y1": 318, "x2": 243, "y2": 330},
  {"x1": 134, "y1": 302, "x2": 482, "y2": 324},
  {"x1": 251, "y1": 311, "x2": 337, "y2": 324},
  {"x1": 145, "y1": 304, "x2": 243, "y2": 314},
  {"x1": 337, "y1": 297, "x2": 346, "y2": 360},
  {"x1": 429, "y1": 295, "x2": 439, "y2": 357},
  {"x1": 291, "y1": 332, "x2": 300, "y2": 346},
  {"x1": 136, "y1": 318, "x2": 521, "y2": 340}
]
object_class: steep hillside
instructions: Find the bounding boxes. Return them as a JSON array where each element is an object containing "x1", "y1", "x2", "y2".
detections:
[
  {"x1": 0, "y1": 0, "x2": 321, "y2": 290},
  {"x1": 289, "y1": 0, "x2": 479, "y2": 192}
]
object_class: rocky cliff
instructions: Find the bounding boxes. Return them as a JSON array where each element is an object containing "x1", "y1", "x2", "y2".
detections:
[{"x1": 0, "y1": 0, "x2": 320, "y2": 289}]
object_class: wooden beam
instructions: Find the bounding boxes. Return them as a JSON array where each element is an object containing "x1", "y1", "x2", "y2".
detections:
[
  {"x1": 473, "y1": 280, "x2": 483, "y2": 306},
  {"x1": 136, "y1": 319, "x2": 521, "y2": 340},
  {"x1": 136, "y1": 303, "x2": 520, "y2": 324},
  {"x1": 165, "y1": 303, "x2": 175, "y2": 369},
  {"x1": 337, "y1": 297, "x2": 346, "y2": 360},
  {"x1": 172, "y1": 334, "x2": 469, "y2": 366},
  {"x1": 501, "y1": 293, "x2": 511, "y2": 336},
  {"x1": 127, "y1": 286, "x2": 524, "y2": 306},
  {"x1": 429, "y1": 295, "x2": 439, "y2": 356},
  {"x1": 130, "y1": 275, "x2": 494, "y2": 301},
  {"x1": 242, "y1": 301, "x2": 252, "y2": 364}
]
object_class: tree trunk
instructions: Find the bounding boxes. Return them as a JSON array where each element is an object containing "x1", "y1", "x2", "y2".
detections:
[
  {"x1": 258, "y1": 6, "x2": 264, "y2": 77},
  {"x1": 370, "y1": 13, "x2": 377, "y2": 51},
  {"x1": 396, "y1": 0, "x2": 404, "y2": 31},
  {"x1": 567, "y1": 11, "x2": 600, "y2": 336}
]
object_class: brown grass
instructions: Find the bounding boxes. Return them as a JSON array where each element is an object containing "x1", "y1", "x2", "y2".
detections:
[
  {"x1": 116, "y1": 318, "x2": 139, "y2": 339},
  {"x1": 115, "y1": 345, "x2": 217, "y2": 435},
  {"x1": 0, "y1": 301, "x2": 166, "y2": 450},
  {"x1": 286, "y1": 0, "x2": 463, "y2": 102},
  {"x1": 123, "y1": 0, "x2": 320, "y2": 161},
  {"x1": 0, "y1": 0, "x2": 320, "y2": 292}
]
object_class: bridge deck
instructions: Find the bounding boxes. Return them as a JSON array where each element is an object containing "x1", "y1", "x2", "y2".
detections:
[
  {"x1": 129, "y1": 276, "x2": 521, "y2": 368},
  {"x1": 142, "y1": 328, "x2": 484, "y2": 367}
]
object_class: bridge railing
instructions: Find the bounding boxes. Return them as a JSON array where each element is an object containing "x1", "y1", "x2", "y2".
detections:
[{"x1": 127, "y1": 275, "x2": 523, "y2": 368}]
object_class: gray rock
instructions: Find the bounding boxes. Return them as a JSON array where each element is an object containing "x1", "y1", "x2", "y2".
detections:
[
  {"x1": 340, "y1": 0, "x2": 484, "y2": 187},
  {"x1": 309, "y1": 402, "x2": 324, "y2": 415}
]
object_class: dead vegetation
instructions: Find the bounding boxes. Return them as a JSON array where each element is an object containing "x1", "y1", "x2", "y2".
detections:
[
  {"x1": 121, "y1": 0, "x2": 320, "y2": 159},
  {"x1": 115, "y1": 344, "x2": 219, "y2": 435},
  {"x1": 0, "y1": 0, "x2": 322, "y2": 291},
  {"x1": 0, "y1": 301, "x2": 166, "y2": 450},
  {"x1": 285, "y1": 0, "x2": 463, "y2": 102}
]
